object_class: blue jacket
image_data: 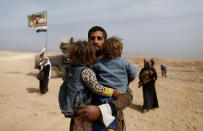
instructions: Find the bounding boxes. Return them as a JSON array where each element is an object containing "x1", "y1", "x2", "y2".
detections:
[
  {"x1": 93, "y1": 57, "x2": 136, "y2": 94},
  {"x1": 58, "y1": 65, "x2": 92, "y2": 118}
]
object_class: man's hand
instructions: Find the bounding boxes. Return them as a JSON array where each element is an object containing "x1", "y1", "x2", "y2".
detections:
[
  {"x1": 113, "y1": 89, "x2": 122, "y2": 99},
  {"x1": 76, "y1": 105, "x2": 101, "y2": 122}
]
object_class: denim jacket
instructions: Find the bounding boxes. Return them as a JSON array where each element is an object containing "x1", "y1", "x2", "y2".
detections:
[
  {"x1": 58, "y1": 65, "x2": 92, "y2": 118},
  {"x1": 93, "y1": 57, "x2": 136, "y2": 94}
]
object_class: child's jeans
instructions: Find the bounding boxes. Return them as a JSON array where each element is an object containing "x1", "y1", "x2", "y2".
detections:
[{"x1": 93, "y1": 96, "x2": 116, "y2": 131}]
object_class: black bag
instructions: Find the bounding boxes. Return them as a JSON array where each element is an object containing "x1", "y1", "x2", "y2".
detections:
[{"x1": 37, "y1": 71, "x2": 44, "y2": 80}]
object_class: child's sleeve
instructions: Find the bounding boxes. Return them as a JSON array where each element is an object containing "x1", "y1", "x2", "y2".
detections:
[
  {"x1": 126, "y1": 60, "x2": 137, "y2": 83},
  {"x1": 81, "y1": 68, "x2": 113, "y2": 97}
]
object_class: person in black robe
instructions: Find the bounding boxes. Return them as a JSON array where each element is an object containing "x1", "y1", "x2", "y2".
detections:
[
  {"x1": 139, "y1": 59, "x2": 159, "y2": 112},
  {"x1": 39, "y1": 57, "x2": 51, "y2": 94}
]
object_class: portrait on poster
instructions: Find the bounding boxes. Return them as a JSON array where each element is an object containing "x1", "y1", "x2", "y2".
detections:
[{"x1": 28, "y1": 11, "x2": 47, "y2": 27}]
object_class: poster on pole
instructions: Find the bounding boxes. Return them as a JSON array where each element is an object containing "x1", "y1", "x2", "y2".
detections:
[{"x1": 27, "y1": 11, "x2": 47, "y2": 27}]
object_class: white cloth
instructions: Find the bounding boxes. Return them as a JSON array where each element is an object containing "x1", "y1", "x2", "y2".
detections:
[
  {"x1": 40, "y1": 45, "x2": 46, "y2": 56},
  {"x1": 98, "y1": 104, "x2": 115, "y2": 127},
  {"x1": 40, "y1": 57, "x2": 52, "y2": 79},
  {"x1": 162, "y1": 64, "x2": 167, "y2": 68}
]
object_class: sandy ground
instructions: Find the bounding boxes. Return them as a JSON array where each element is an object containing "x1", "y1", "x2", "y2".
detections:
[{"x1": 0, "y1": 51, "x2": 202, "y2": 131}]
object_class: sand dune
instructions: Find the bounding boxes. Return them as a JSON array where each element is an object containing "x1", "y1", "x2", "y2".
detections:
[{"x1": 0, "y1": 51, "x2": 202, "y2": 131}]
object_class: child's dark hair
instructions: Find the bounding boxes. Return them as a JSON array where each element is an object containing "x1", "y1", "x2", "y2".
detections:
[
  {"x1": 102, "y1": 37, "x2": 123, "y2": 58},
  {"x1": 69, "y1": 40, "x2": 96, "y2": 66}
]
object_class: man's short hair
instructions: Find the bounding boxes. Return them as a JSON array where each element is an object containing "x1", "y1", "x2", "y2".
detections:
[{"x1": 88, "y1": 26, "x2": 107, "y2": 40}]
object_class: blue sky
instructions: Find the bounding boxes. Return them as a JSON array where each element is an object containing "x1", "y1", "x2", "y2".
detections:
[{"x1": 0, "y1": 0, "x2": 203, "y2": 59}]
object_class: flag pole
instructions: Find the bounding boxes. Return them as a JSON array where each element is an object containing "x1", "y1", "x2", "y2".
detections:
[
  {"x1": 45, "y1": 29, "x2": 47, "y2": 56},
  {"x1": 28, "y1": 11, "x2": 47, "y2": 56},
  {"x1": 45, "y1": 10, "x2": 47, "y2": 56}
]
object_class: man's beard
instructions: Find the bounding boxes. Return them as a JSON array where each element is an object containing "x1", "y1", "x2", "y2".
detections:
[{"x1": 96, "y1": 50, "x2": 102, "y2": 57}]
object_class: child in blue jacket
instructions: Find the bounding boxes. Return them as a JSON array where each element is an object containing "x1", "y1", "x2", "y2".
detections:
[{"x1": 93, "y1": 37, "x2": 137, "y2": 131}]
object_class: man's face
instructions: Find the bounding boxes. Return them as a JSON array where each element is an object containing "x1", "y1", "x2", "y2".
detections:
[{"x1": 88, "y1": 31, "x2": 104, "y2": 51}]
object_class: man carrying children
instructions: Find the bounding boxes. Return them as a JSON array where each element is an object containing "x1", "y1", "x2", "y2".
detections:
[
  {"x1": 75, "y1": 26, "x2": 135, "y2": 131},
  {"x1": 59, "y1": 26, "x2": 135, "y2": 131}
]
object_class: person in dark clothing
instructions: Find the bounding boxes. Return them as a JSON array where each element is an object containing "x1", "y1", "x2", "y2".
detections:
[
  {"x1": 39, "y1": 57, "x2": 51, "y2": 94},
  {"x1": 161, "y1": 64, "x2": 167, "y2": 78},
  {"x1": 139, "y1": 59, "x2": 159, "y2": 113}
]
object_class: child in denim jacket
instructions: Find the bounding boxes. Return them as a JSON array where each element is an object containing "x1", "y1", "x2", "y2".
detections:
[
  {"x1": 58, "y1": 40, "x2": 121, "y2": 131},
  {"x1": 93, "y1": 37, "x2": 137, "y2": 131}
]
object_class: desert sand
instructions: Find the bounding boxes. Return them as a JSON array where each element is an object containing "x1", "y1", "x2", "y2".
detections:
[{"x1": 0, "y1": 51, "x2": 202, "y2": 131}]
